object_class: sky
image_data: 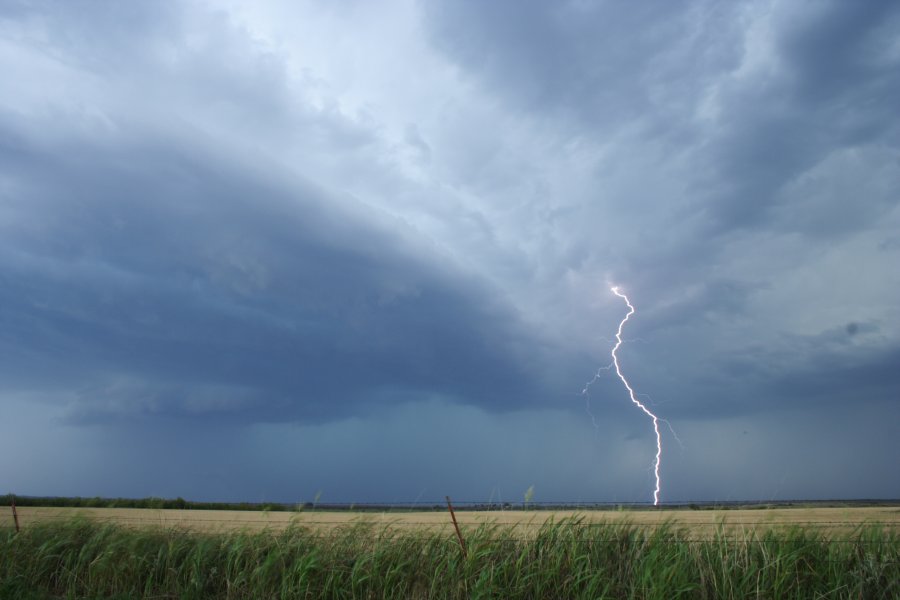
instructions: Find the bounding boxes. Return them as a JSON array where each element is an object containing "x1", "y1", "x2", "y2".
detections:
[{"x1": 1, "y1": 0, "x2": 898, "y2": 505}]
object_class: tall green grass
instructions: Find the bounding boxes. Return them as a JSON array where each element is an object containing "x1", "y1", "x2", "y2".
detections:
[{"x1": 1, "y1": 518, "x2": 896, "y2": 599}]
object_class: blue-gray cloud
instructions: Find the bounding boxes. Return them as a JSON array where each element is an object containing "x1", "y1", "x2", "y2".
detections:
[
  {"x1": 1, "y1": 0, "x2": 897, "y2": 502},
  {"x1": 0, "y1": 117, "x2": 559, "y2": 423}
]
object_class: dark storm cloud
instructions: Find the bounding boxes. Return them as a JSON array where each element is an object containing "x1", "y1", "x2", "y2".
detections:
[
  {"x1": 421, "y1": 0, "x2": 900, "y2": 240},
  {"x1": 0, "y1": 0, "x2": 573, "y2": 425},
  {"x1": 699, "y1": 0, "x2": 900, "y2": 232},
  {"x1": 721, "y1": 328, "x2": 900, "y2": 408},
  {"x1": 2, "y1": 0, "x2": 898, "y2": 502},
  {"x1": 421, "y1": 0, "x2": 900, "y2": 414},
  {"x1": 0, "y1": 116, "x2": 550, "y2": 423}
]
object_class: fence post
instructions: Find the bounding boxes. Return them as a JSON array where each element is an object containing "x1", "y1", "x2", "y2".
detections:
[
  {"x1": 11, "y1": 495, "x2": 19, "y2": 533},
  {"x1": 445, "y1": 496, "x2": 467, "y2": 559}
]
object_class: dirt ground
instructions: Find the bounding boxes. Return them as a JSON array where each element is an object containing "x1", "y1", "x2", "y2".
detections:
[{"x1": 5, "y1": 505, "x2": 898, "y2": 537}]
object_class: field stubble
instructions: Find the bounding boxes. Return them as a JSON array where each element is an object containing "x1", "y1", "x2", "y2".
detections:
[{"x1": 4, "y1": 505, "x2": 899, "y2": 538}]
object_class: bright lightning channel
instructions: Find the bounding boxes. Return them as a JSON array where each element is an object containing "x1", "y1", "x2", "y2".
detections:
[{"x1": 610, "y1": 286, "x2": 663, "y2": 506}]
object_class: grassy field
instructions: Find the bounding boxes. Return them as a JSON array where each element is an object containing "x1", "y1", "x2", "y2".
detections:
[{"x1": 2, "y1": 506, "x2": 898, "y2": 598}]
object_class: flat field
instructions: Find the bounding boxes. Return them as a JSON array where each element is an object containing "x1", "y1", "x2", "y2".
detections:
[{"x1": 6, "y1": 505, "x2": 898, "y2": 537}]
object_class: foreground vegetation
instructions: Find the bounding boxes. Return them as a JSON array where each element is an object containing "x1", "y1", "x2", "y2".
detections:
[{"x1": 1, "y1": 518, "x2": 897, "y2": 599}]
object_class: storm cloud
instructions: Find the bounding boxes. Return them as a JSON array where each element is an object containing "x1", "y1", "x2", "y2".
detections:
[{"x1": 1, "y1": 0, "x2": 898, "y2": 503}]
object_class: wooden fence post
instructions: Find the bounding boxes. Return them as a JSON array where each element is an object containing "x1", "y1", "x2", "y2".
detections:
[
  {"x1": 11, "y1": 495, "x2": 20, "y2": 533},
  {"x1": 445, "y1": 496, "x2": 467, "y2": 559}
]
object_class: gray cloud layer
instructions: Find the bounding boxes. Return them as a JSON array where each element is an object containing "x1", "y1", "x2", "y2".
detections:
[
  {"x1": 0, "y1": 118, "x2": 552, "y2": 423},
  {"x1": 1, "y1": 0, "x2": 897, "y2": 502}
]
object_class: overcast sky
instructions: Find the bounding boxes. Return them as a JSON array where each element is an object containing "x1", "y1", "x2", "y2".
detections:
[{"x1": 2, "y1": 0, "x2": 898, "y2": 504}]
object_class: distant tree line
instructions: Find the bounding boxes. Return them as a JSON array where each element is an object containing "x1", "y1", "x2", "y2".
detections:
[{"x1": 2, "y1": 494, "x2": 288, "y2": 512}]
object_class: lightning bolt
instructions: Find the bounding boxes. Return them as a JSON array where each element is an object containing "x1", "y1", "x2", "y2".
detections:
[{"x1": 610, "y1": 286, "x2": 663, "y2": 506}]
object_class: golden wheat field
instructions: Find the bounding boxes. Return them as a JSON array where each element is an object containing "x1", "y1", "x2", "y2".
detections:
[{"x1": 6, "y1": 505, "x2": 898, "y2": 538}]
